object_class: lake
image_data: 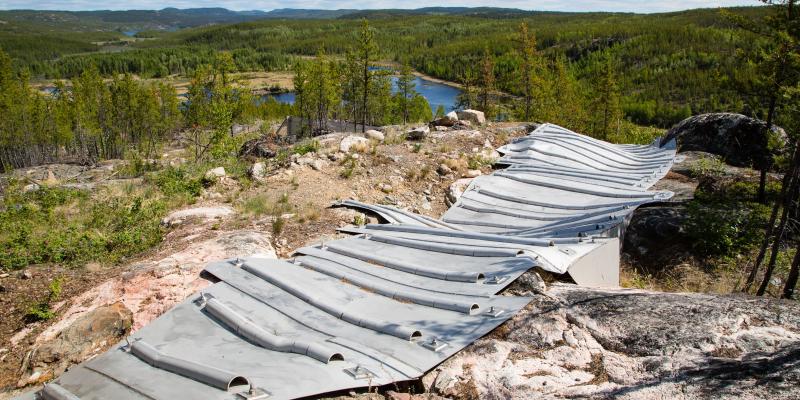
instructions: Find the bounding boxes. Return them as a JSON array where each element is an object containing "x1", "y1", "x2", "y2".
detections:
[{"x1": 265, "y1": 75, "x2": 463, "y2": 114}]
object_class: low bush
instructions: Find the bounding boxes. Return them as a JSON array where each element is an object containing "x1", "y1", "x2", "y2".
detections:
[
  {"x1": 292, "y1": 139, "x2": 320, "y2": 155},
  {"x1": 25, "y1": 277, "x2": 63, "y2": 322},
  {"x1": 0, "y1": 183, "x2": 167, "y2": 271}
]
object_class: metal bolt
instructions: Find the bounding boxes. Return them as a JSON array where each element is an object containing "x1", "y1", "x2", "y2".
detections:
[
  {"x1": 431, "y1": 338, "x2": 437, "y2": 345},
  {"x1": 489, "y1": 306, "x2": 495, "y2": 313}
]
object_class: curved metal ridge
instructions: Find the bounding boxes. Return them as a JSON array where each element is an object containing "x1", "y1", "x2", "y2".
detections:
[
  {"x1": 359, "y1": 223, "x2": 581, "y2": 245},
  {"x1": 516, "y1": 136, "x2": 671, "y2": 168},
  {"x1": 532, "y1": 134, "x2": 674, "y2": 162},
  {"x1": 240, "y1": 262, "x2": 423, "y2": 340},
  {"x1": 128, "y1": 340, "x2": 251, "y2": 392},
  {"x1": 508, "y1": 163, "x2": 651, "y2": 181},
  {"x1": 336, "y1": 200, "x2": 462, "y2": 230},
  {"x1": 294, "y1": 256, "x2": 480, "y2": 314},
  {"x1": 543, "y1": 131, "x2": 672, "y2": 159},
  {"x1": 39, "y1": 384, "x2": 81, "y2": 400},
  {"x1": 491, "y1": 172, "x2": 660, "y2": 199},
  {"x1": 323, "y1": 242, "x2": 485, "y2": 282},
  {"x1": 459, "y1": 197, "x2": 628, "y2": 222},
  {"x1": 502, "y1": 145, "x2": 665, "y2": 174},
  {"x1": 362, "y1": 233, "x2": 520, "y2": 257},
  {"x1": 535, "y1": 124, "x2": 669, "y2": 158},
  {"x1": 474, "y1": 188, "x2": 652, "y2": 210},
  {"x1": 445, "y1": 209, "x2": 626, "y2": 235},
  {"x1": 201, "y1": 295, "x2": 344, "y2": 363},
  {"x1": 499, "y1": 155, "x2": 662, "y2": 177},
  {"x1": 505, "y1": 166, "x2": 645, "y2": 186}
]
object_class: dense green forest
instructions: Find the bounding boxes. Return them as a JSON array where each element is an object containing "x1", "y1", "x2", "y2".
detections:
[{"x1": 0, "y1": 6, "x2": 772, "y2": 128}]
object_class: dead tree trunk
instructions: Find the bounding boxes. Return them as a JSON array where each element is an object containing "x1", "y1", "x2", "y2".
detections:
[
  {"x1": 782, "y1": 243, "x2": 800, "y2": 299},
  {"x1": 745, "y1": 145, "x2": 800, "y2": 292},
  {"x1": 757, "y1": 153, "x2": 800, "y2": 296}
]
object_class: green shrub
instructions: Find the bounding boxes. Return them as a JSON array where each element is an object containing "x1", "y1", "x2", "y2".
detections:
[
  {"x1": 148, "y1": 167, "x2": 203, "y2": 198},
  {"x1": 689, "y1": 156, "x2": 726, "y2": 178},
  {"x1": 292, "y1": 139, "x2": 320, "y2": 155},
  {"x1": 0, "y1": 184, "x2": 167, "y2": 270},
  {"x1": 272, "y1": 217, "x2": 285, "y2": 235},
  {"x1": 467, "y1": 154, "x2": 494, "y2": 170},
  {"x1": 25, "y1": 277, "x2": 63, "y2": 322},
  {"x1": 685, "y1": 183, "x2": 771, "y2": 258},
  {"x1": 340, "y1": 154, "x2": 358, "y2": 179}
]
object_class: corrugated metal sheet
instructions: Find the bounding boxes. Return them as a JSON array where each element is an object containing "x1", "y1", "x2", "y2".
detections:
[
  {"x1": 442, "y1": 123, "x2": 676, "y2": 237},
  {"x1": 22, "y1": 123, "x2": 674, "y2": 400}
]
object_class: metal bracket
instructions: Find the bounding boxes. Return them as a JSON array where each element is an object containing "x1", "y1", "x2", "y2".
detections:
[
  {"x1": 237, "y1": 387, "x2": 271, "y2": 399},
  {"x1": 229, "y1": 258, "x2": 244, "y2": 267},
  {"x1": 420, "y1": 337, "x2": 448, "y2": 352},
  {"x1": 484, "y1": 306, "x2": 505, "y2": 318},
  {"x1": 194, "y1": 292, "x2": 213, "y2": 307},
  {"x1": 483, "y1": 275, "x2": 509, "y2": 285},
  {"x1": 344, "y1": 365, "x2": 375, "y2": 380},
  {"x1": 121, "y1": 337, "x2": 141, "y2": 353}
]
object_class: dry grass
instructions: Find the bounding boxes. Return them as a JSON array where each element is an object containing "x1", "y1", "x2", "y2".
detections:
[
  {"x1": 349, "y1": 141, "x2": 370, "y2": 154},
  {"x1": 585, "y1": 354, "x2": 609, "y2": 385}
]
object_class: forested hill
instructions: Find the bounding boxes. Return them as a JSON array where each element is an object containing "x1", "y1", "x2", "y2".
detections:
[
  {"x1": 0, "y1": 6, "x2": 772, "y2": 127},
  {"x1": 0, "y1": 8, "x2": 269, "y2": 30}
]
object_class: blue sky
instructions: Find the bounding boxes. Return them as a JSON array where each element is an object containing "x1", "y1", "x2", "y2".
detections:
[{"x1": 0, "y1": 1, "x2": 759, "y2": 13}]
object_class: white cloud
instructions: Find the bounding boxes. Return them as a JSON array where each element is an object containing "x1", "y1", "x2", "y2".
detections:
[{"x1": 0, "y1": 0, "x2": 758, "y2": 13}]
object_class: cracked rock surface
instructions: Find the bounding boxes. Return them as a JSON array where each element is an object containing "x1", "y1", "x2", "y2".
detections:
[{"x1": 421, "y1": 280, "x2": 800, "y2": 399}]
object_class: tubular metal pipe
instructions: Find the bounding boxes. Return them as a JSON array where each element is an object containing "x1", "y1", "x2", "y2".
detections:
[
  {"x1": 240, "y1": 263, "x2": 422, "y2": 340},
  {"x1": 39, "y1": 384, "x2": 81, "y2": 400},
  {"x1": 297, "y1": 256, "x2": 479, "y2": 314},
  {"x1": 493, "y1": 172, "x2": 657, "y2": 199},
  {"x1": 360, "y1": 223, "x2": 582, "y2": 245},
  {"x1": 323, "y1": 242, "x2": 483, "y2": 282},
  {"x1": 129, "y1": 340, "x2": 250, "y2": 392},
  {"x1": 476, "y1": 188, "x2": 649, "y2": 211},
  {"x1": 363, "y1": 233, "x2": 519, "y2": 257},
  {"x1": 203, "y1": 297, "x2": 344, "y2": 363}
]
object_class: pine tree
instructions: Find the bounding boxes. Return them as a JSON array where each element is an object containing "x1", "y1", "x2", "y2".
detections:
[
  {"x1": 729, "y1": 1, "x2": 800, "y2": 294},
  {"x1": 456, "y1": 67, "x2": 477, "y2": 110},
  {"x1": 356, "y1": 19, "x2": 378, "y2": 132},
  {"x1": 589, "y1": 53, "x2": 622, "y2": 140},
  {"x1": 548, "y1": 56, "x2": 585, "y2": 130},
  {"x1": 395, "y1": 63, "x2": 416, "y2": 124},
  {"x1": 514, "y1": 22, "x2": 543, "y2": 121},
  {"x1": 295, "y1": 51, "x2": 343, "y2": 134},
  {"x1": 725, "y1": 1, "x2": 800, "y2": 204},
  {"x1": 478, "y1": 46, "x2": 495, "y2": 118}
]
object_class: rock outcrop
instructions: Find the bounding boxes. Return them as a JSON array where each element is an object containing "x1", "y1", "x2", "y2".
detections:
[
  {"x1": 239, "y1": 136, "x2": 277, "y2": 159},
  {"x1": 340, "y1": 135, "x2": 370, "y2": 152},
  {"x1": 446, "y1": 178, "x2": 473, "y2": 206},
  {"x1": 623, "y1": 205, "x2": 688, "y2": 261},
  {"x1": 203, "y1": 166, "x2": 226, "y2": 180},
  {"x1": 432, "y1": 111, "x2": 459, "y2": 127},
  {"x1": 365, "y1": 129, "x2": 385, "y2": 142},
  {"x1": 161, "y1": 206, "x2": 235, "y2": 227},
  {"x1": 249, "y1": 162, "x2": 267, "y2": 181},
  {"x1": 423, "y1": 280, "x2": 800, "y2": 399},
  {"x1": 457, "y1": 109, "x2": 486, "y2": 125},
  {"x1": 406, "y1": 126, "x2": 430, "y2": 140},
  {"x1": 661, "y1": 113, "x2": 786, "y2": 168},
  {"x1": 17, "y1": 303, "x2": 132, "y2": 387}
]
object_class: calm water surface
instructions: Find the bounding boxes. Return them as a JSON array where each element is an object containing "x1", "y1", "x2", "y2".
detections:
[{"x1": 265, "y1": 75, "x2": 463, "y2": 114}]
